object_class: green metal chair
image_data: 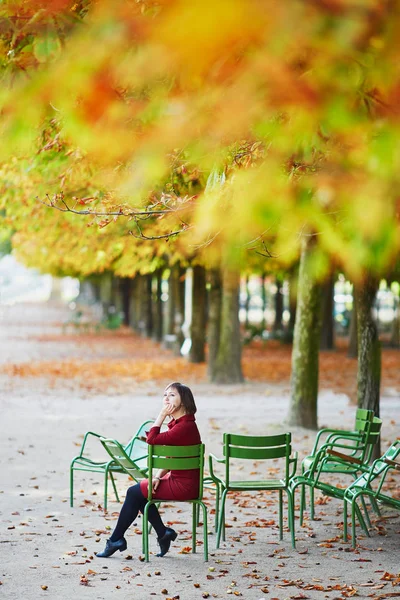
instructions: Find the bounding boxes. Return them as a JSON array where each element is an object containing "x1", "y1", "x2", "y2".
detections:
[
  {"x1": 302, "y1": 408, "x2": 374, "y2": 473},
  {"x1": 290, "y1": 417, "x2": 382, "y2": 527},
  {"x1": 70, "y1": 420, "x2": 152, "y2": 510},
  {"x1": 301, "y1": 409, "x2": 375, "y2": 519},
  {"x1": 344, "y1": 440, "x2": 400, "y2": 548},
  {"x1": 209, "y1": 433, "x2": 297, "y2": 549},
  {"x1": 143, "y1": 443, "x2": 208, "y2": 562}
]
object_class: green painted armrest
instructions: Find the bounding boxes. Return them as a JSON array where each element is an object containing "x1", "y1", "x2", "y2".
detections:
[
  {"x1": 289, "y1": 451, "x2": 298, "y2": 477},
  {"x1": 208, "y1": 453, "x2": 225, "y2": 482},
  {"x1": 78, "y1": 431, "x2": 103, "y2": 457}
]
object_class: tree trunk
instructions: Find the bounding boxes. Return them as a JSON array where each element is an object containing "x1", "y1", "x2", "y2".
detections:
[
  {"x1": 390, "y1": 288, "x2": 400, "y2": 347},
  {"x1": 356, "y1": 277, "x2": 380, "y2": 415},
  {"x1": 189, "y1": 265, "x2": 206, "y2": 363},
  {"x1": 142, "y1": 274, "x2": 153, "y2": 337},
  {"x1": 273, "y1": 275, "x2": 284, "y2": 332},
  {"x1": 152, "y1": 269, "x2": 163, "y2": 342},
  {"x1": 355, "y1": 275, "x2": 381, "y2": 459},
  {"x1": 164, "y1": 265, "x2": 182, "y2": 354},
  {"x1": 172, "y1": 265, "x2": 185, "y2": 355},
  {"x1": 288, "y1": 275, "x2": 297, "y2": 335},
  {"x1": 347, "y1": 288, "x2": 358, "y2": 358},
  {"x1": 288, "y1": 236, "x2": 322, "y2": 429},
  {"x1": 212, "y1": 268, "x2": 244, "y2": 384},
  {"x1": 129, "y1": 277, "x2": 139, "y2": 331},
  {"x1": 244, "y1": 275, "x2": 250, "y2": 328},
  {"x1": 48, "y1": 277, "x2": 64, "y2": 304},
  {"x1": 261, "y1": 272, "x2": 267, "y2": 331},
  {"x1": 120, "y1": 278, "x2": 131, "y2": 326},
  {"x1": 207, "y1": 267, "x2": 222, "y2": 380},
  {"x1": 320, "y1": 273, "x2": 335, "y2": 350},
  {"x1": 166, "y1": 268, "x2": 176, "y2": 337}
]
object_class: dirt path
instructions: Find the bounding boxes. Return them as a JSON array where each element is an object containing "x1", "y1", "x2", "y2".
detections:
[{"x1": 1, "y1": 302, "x2": 399, "y2": 599}]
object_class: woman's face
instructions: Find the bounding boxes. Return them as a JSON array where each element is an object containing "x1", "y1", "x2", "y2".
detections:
[{"x1": 163, "y1": 386, "x2": 182, "y2": 413}]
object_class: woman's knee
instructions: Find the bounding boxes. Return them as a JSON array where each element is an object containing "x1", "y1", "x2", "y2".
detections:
[{"x1": 125, "y1": 483, "x2": 142, "y2": 501}]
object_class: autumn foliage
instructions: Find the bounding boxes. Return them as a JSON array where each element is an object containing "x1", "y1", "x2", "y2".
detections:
[{"x1": 1, "y1": 0, "x2": 400, "y2": 279}]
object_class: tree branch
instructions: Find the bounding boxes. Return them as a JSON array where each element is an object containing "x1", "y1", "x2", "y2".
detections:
[{"x1": 37, "y1": 193, "x2": 192, "y2": 217}]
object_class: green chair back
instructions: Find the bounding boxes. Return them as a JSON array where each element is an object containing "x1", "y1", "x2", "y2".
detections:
[
  {"x1": 209, "y1": 432, "x2": 296, "y2": 548},
  {"x1": 223, "y1": 433, "x2": 292, "y2": 487},
  {"x1": 100, "y1": 438, "x2": 149, "y2": 482},
  {"x1": 363, "y1": 417, "x2": 382, "y2": 461},
  {"x1": 143, "y1": 443, "x2": 208, "y2": 562},
  {"x1": 354, "y1": 408, "x2": 374, "y2": 432},
  {"x1": 147, "y1": 443, "x2": 205, "y2": 501}
]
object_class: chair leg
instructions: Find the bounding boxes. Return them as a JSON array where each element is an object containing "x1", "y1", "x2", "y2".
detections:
[
  {"x1": 369, "y1": 494, "x2": 381, "y2": 517},
  {"x1": 278, "y1": 490, "x2": 283, "y2": 540},
  {"x1": 109, "y1": 471, "x2": 120, "y2": 503},
  {"x1": 216, "y1": 489, "x2": 228, "y2": 549},
  {"x1": 214, "y1": 483, "x2": 220, "y2": 532},
  {"x1": 143, "y1": 501, "x2": 152, "y2": 562},
  {"x1": 343, "y1": 499, "x2": 348, "y2": 542},
  {"x1": 351, "y1": 499, "x2": 357, "y2": 548},
  {"x1": 350, "y1": 496, "x2": 370, "y2": 550},
  {"x1": 192, "y1": 504, "x2": 197, "y2": 553},
  {"x1": 104, "y1": 470, "x2": 109, "y2": 511},
  {"x1": 359, "y1": 495, "x2": 372, "y2": 528},
  {"x1": 199, "y1": 501, "x2": 208, "y2": 561},
  {"x1": 355, "y1": 500, "x2": 369, "y2": 537},
  {"x1": 299, "y1": 483, "x2": 305, "y2": 526},
  {"x1": 285, "y1": 489, "x2": 296, "y2": 549},
  {"x1": 70, "y1": 466, "x2": 74, "y2": 508},
  {"x1": 310, "y1": 486, "x2": 315, "y2": 519}
]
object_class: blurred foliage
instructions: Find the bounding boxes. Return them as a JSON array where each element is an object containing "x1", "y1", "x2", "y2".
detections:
[{"x1": 0, "y1": 0, "x2": 399, "y2": 280}]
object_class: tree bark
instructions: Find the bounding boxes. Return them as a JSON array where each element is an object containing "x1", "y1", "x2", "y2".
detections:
[
  {"x1": 390, "y1": 287, "x2": 400, "y2": 347},
  {"x1": 347, "y1": 288, "x2": 358, "y2": 358},
  {"x1": 244, "y1": 275, "x2": 250, "y2": 328},
  {"x1": 356, "y1": 277, "x2": 381, "y2": 415},
  {"x1": 260, "y1": 272, "x2": 267, "y2": 331},
  {"x1": 288, "y1": 236, "x2": 322, "y2": 429},
  {"x1": 142, "y1": 274, "x2": 153, "y2": 337},
  {"x1": 120, "y1": 278, "x2": 131, "y2": 326},
  {"x1": 189, "y1": 265, "x2": 206, "y2": 363},
  {"x1": 207, "y1": 267, "x2": 222, "y2": 379},
  {"x1": 212, "y1": 268, "x2": 244, "y2": 384},
  {"x1": 273, "y1": 275, "x2": 284, "y2": 332},
  {"x1": 173, "y1": 265, "x2": 185, "y2": 355},
  {"x1": 320, "y1": 273, "x2": 335, "y2": 350},
  {"x1": 288, "y1": 274, "x2": 297, "y2": 335},
  {"x1": 152, "y1": 269, "x2": 163, "y2": 342},
  {"x1": 166, "y1": 268, "x2": 176, "y2": 337},
  {"x1": 165, "y1": 265, "x2": 182, "y2": 354},
  {"x1": 129, "y1": 277, "x2": 139, "y2": 332},
  {"x1": 355, "y1": 275, "x2": 381, "y2": 459}
]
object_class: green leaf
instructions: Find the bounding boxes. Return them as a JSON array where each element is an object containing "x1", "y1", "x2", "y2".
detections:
[{"x1": 33, "y1": 33, "x2": 61, "y2": 63}]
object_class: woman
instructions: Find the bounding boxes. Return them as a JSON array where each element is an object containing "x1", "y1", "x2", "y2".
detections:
[{"x1": 96, "y1": 382, "x2": 201, "y2": 558}]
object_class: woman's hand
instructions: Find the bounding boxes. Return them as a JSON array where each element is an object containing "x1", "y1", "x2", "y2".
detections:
[
  {"x1": 159, "y1": 403, "x2": 176, "y2": 420},
  {"x1": 152, "y1": 476, "x2": 160, "y2": 492},
  {"x1": 154, "y1": 402, "x2": 175, "y2": 427}
]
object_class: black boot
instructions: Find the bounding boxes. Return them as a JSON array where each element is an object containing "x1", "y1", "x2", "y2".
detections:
[
  {"x1": 96, "y1": 537, "x2": 127, "y2": 558},
  {"x1": 157, "y1": 527, "x2": 177, "y2": 557}
]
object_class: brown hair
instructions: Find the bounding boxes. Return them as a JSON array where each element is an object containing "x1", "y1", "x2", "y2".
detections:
[{"x1": 167, "y1": 382, "x2": 197, "y2": 415}]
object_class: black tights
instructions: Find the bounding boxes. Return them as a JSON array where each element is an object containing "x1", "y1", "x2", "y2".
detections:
[{"x1": 110, "y1": 483, "x2": 166, "y2": 541}]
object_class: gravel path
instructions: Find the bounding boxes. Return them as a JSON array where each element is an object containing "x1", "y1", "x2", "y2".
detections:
[{"x1": 1, "y1": 302, "x2": 399, "y2": 600}]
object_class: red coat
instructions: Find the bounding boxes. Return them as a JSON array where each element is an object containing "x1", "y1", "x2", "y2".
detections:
[{"x1": 140, "y1": 414, "x2": 201, "y2": 501}]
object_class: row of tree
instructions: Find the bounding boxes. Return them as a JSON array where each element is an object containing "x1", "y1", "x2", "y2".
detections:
[{"x1": 1, "y1": 0, "x2": 400, "y2": 432}]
